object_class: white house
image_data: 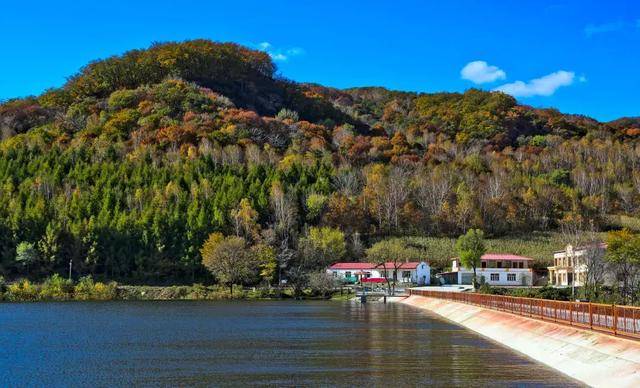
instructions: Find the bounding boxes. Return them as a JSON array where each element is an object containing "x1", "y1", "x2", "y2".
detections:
[
  {"x1": 439, "y1": 253, "x2": 534, "y2": 286},
  {"x1": 328, "y1": 262, "x2": 430, "y2": 285},
  {"x1": 375, "y1": 262, "x2": 430, "y2": 285},
  {"x1": 327, "y1": 263, "x2": 379, "y2": 284},
  {"x1": 548, "y1": 243, "x2": 608, "y2": 287}
]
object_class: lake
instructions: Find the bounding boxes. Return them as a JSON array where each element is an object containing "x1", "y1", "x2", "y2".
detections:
[{"x1": 0, "y1": 300, "x2": 579, "y2": 387}]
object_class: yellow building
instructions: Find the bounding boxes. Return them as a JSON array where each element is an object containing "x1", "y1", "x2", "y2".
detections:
[{"x1": 548, "y1": 243, "x2": 606, "y2": 287}]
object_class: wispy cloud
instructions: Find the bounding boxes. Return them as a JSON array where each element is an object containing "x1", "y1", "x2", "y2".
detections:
[
  {"x1": 584, "y1": 21, "x2": 625, "y2": 37},
  {"x1": 494, "y1": 71, "x2": 575, "y2": 97},
  {"x1": 460, "y1": 60, "x2": 506, "y2": 84},
  {"x1": 255, "y1": 42, "x2": 305, "y2": 62}
]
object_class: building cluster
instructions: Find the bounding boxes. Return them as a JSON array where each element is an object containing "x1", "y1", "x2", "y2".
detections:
[{"x1": 327, "y1": 243, "x2": 610, "y2": 288}]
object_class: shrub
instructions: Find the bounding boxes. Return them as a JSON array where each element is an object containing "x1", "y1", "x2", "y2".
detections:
[
  {"x1": 103, "y1": 108, "x2": 140, "y2": 138},
  {"x1": 187, "y1": 283, "x2": 209, "y2": 299},
  {"x1": 478, "y1": 283, "x2": 494, "y2": 295},
  {"x1": 308, "y1": 271, "x2": 337, "y2": 298},
  {"x1": 74, "y1": 276, "x2": 117, "y2": 300},
  {"x1": 530, "y1": 135, "x2": 547, "y2": 147},
  {"x1": 108, "y1": 89, "x2": 140, "y2": 110},
  {"x1": 276, "y1": 108, "x2": 299, "y2": 122},
  {"x1": 39, "y1": 274, "x2": 74, "y2": 300},
  {"x1": 73, "y1": 276, "x2": 95, "y2": 300},
  {"x1": 92, "y1": 281, "x2": 118, "y2": 300},
  {"x1": 6, "y1": 279, "x2": 39, "y2": 302}
]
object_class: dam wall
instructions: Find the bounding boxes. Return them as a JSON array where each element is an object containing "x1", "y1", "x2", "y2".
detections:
[{"x1": 402, "y1": 295, "x2": 640, "y2": 387}]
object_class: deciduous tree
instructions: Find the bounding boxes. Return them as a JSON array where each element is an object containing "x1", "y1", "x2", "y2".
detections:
[
  {"x1": 455, "y1": 229, "x2": 486, "y2": 289},
  {"x1": 200, "y1": 233, "x2": 257, "y2": 295}
]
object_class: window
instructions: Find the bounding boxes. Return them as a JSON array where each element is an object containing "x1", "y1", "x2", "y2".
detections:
[
  {"x1": 332, "y1": 271, "x2": 337, "y2": 278},
  {"x1": 364, "y1": 272, "x2": 371, "y2": 278},
  {"x1": 481, "y1": 261, "x2": 487, "y2": 268},
  {"x1": 507, "y1": 274, "x2": 516, "y2": 282},
  {"x1": 496, "y1": 261, "x2": 502, "y2": 268},
  {"x1": 402, "y1": 271, "x2": 411, "y2": 278},
  {"x1": 345, "y1": 271, "x2": 351, "y2": 278},
  {"x1": 490, "y1": 273, "x2": 499, "y2": 281}
]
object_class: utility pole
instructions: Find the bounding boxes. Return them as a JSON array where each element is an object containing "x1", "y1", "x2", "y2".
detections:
[{"x1": 68, "y1": 259, "x2": 72, "y2": 281}]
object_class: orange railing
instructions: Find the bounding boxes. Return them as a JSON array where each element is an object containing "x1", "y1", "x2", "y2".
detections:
[{"x1": 409, "y1": 289, "x2": 640, "y2": 339}]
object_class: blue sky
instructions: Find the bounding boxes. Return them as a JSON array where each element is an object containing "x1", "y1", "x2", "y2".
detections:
[{"x1": 1, "y1": 0, "x2": 638, "y2": 121}]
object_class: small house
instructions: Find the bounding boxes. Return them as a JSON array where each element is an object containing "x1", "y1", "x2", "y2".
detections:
[
  {"x1": 375, "y1": 262, "x2": 430, "y2": 285},
  {"x1": 328, "y1": 261, "x2": 430, "y2": 285},
  {"x1": 327, "y1": 262, "x2": 379, "y2": 284},
  {"x1": 439, "y1": 253, "x2": 534, "y2": 286}
]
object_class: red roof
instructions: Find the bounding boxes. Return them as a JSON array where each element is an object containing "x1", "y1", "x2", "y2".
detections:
[
  {"x1": 451, "y1": 253, "x2": 533, "y2": 262},
  {"x1": 329, "y1": 262, "x2": 376, "y2": 270},
  {"x1": 375, "y1": 262, "x2": 423, "y2": 269},
  {"x1": 481, "y1": 253, "x2": 534, "y2": 261},
  {"x1": 329, "y1": 261, "x2": 425, "y2": 270}
]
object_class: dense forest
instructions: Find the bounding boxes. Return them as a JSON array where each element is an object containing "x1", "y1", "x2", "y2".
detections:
[{"x1": 1, "y1": 39, "x2": 640, "y2": 285}]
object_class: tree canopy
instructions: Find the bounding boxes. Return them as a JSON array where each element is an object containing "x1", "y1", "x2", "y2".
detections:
[{"x1": 455, "y1": 229, "x2": 486, "y2": 288}]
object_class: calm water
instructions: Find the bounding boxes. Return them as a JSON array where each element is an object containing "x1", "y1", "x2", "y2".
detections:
[{"x1": 0, "y1": 301, "x2": 579, "y2": 387}]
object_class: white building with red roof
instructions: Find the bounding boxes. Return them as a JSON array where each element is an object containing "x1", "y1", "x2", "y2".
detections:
[
  {"x1": 439, "y1": 253, "x2": 534, "y2": 286},
  {"x1": 327, "y1": 261, "x2": 430, "y2": 285}
]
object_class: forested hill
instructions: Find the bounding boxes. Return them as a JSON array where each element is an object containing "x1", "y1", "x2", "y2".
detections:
[{"x1": 1, "y1": 39, "x2": 639, "y2": 282}]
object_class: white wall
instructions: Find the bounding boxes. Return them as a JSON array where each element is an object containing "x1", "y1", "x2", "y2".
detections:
[
  {"x1": 328, "y1": 268, "x2": 382, "y2": 280},
  {"x1": 456, "y1": 269, "x2": 533, "y2": 286}
]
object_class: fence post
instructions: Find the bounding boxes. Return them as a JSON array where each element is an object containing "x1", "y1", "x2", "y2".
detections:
[
  {"x1": 520, "y1": 298, "x2": 523, "y2": 316},
  {"x1": 589, "y1": 303, "x2": 593, "y2": 330},
  {"x1": 540, "y1": 299, "x2": 544, "y2": 320},
  {"x1": 569, "y1": 301, "x2": 573, "y2": 325},
  {"x1": 613, "y1": 304, "x2": 617, "y2": 336}
]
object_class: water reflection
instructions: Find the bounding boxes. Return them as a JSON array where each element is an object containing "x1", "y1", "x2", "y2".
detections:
[{"x1": 0, "y1": 301, "x2": 580, "y2": 387}]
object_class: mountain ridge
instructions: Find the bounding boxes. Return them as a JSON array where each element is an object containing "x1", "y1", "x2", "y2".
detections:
[{"x1": 1, "y1": 39, "x2": 639, "y2": 282}]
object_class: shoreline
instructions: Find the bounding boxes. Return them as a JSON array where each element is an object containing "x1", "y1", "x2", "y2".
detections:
[
  {"x1": 401, "y1": 295, "x2": 640, "y2": 387},
  {"x1": 0, "y1": 282, "x2": 356, "y2": 302}
]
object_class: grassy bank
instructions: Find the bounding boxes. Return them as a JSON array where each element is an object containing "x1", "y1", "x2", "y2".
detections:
[{"x1": 0, "y1": 275, "x2": 356, "y2": 302}]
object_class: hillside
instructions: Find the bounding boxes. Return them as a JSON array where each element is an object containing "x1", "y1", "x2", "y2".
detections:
[{"x1": 1, "y1": 39, "x2": 639, "y2": 283}]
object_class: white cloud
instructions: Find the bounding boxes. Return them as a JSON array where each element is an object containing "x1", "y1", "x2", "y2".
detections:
[
  {"x1": 286, "y1": 47, "x2": 304, "y2": 56},
  {"x1": 460, "y1": 61, "x2": 506, "y2": 84},
  {"x1": 254, "y1": 42, "x2": 304, "y2": 62},
  {"x1": 494, "y1": 71, "x2": 575, "y2": 97},
  {"x1": 584, "y1": 21, "x2": 624, "y2": 37},
  {"x1": 270, "y1": 53, "x2": 288, "y2": 61}
]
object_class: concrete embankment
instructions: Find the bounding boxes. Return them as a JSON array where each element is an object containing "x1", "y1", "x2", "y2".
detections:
[{"x1": 402, "y1": 295, "x2": 640, "y2": 387}]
